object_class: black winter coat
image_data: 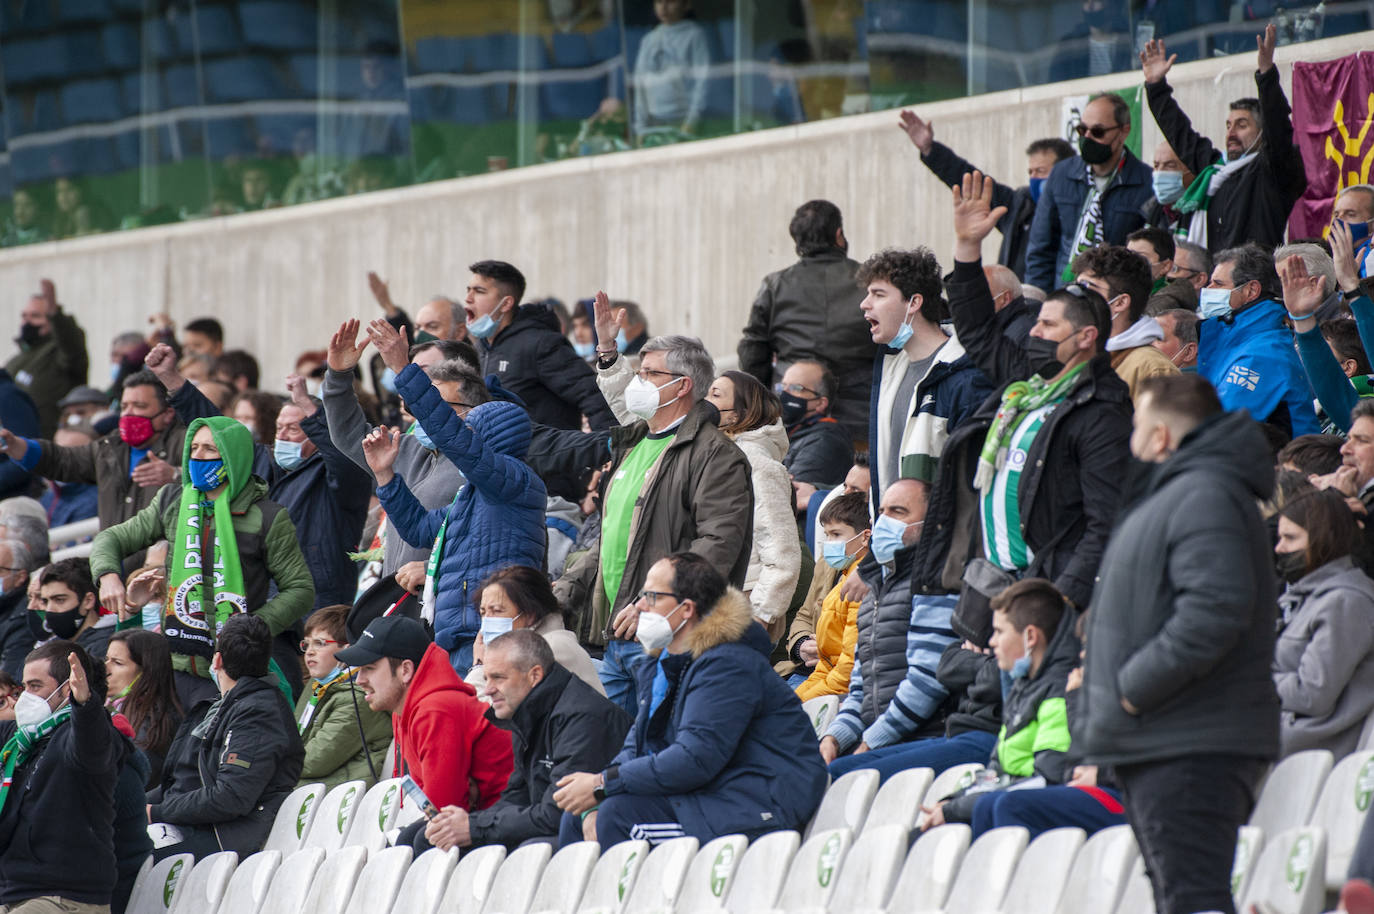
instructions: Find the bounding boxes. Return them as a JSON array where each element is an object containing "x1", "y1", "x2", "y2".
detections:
[
  {"x1": 482, "y1": 305, "x2": 617, "y2": 431},
  {"x1": 920, "y1": 142, "x2": 1038, "y2": 279},
  {"x1": 151, "y1": 676, "x2": 304, "y2": 855},
  {"x1": 469, "y1": 663, "x2": 631, "y2": 849},
  {"x1": 1080, "y1": 410, "x2": 1280, "y2": 765},
  {"x1": 936, "y1": 642, "x2": 1003, "y2": 738},
  {"x1": 783, "y1": 415, "x2": 853, "y2": 487},
  {"x1": 0, "y1": 586, "x2": 33, "y2": 680}
]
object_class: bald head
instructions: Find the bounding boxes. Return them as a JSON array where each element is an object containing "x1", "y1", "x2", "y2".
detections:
[{"x1": 985, "y1": 265, "x2": 1023, "y2": 312}]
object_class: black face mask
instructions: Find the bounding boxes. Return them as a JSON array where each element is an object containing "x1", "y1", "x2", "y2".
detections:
[
  {"x1": 1024, "y1": 336, "x2": 1064, "y2": 377},
  {"x1": 27, "y1": 611, "x2": 49, "y2": 642},
  {"x1": 43, "y1": 609, "x2": 83, "y2": 640},
  {"x1": 18, "y1": 323, "x2": 43, "y2": 347},
  {"x1": 1079, "y1": 135, "x2": 1114, "y2": 165},
  {"x1": 779, "y1": 392, "x2": 810, "y2": 427},
  {"x1": 1275, "y1": 550, "x2": 1307, "y2": 585}
]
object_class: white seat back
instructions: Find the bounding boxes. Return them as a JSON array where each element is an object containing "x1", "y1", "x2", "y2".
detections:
[
  {"x1": 1231, "y1": 825, "x2": 1265, "y2": 903},
  {"x1": 577, "y1": 839, "x2": 649, "y2": 913},
  {"x1": 862, "y1": 767, "x2": 934, "y2": 835},
  {"x1": 1237, "y1": 825, "x2": 1328, "y2": 914},
  {"x1": 389, "y1": 848, "x2": 458, "y2": 914},
  {"x1": 620, "y1": 837, "x2": 698, "y2": 913},
  {"x1": 302, "y1": 780, "x2": 367, "y2": 853},
  {"x1": 824, "y1": 823, "x2": 907, "y2": 911},
  {"x1": 1112, "y1": 856, "x2": 1155, "y2": 914},
  {"x1": 940, "y1": 825, "x2": 1028, "y2": 913},
  {"x1": 263, "y1": 783, "x2": 327, "y2": 856},
  {"x1": 127, "y1": 853, "x2": 194, "y2": 914},
  {"x1": 1054, "y1": 825, "x2": 1139, "y2": 914},
  {"x1": 1249, "y1": 750, "x2": 1334, "y2": 835},
  {"x1": 1311, "y1": 749, "x2": 1374, "y2": 891},
  {"x1": 169, "y1": 851, "x2": 238, "y2": 914},
  {"x1": 723, "y1": 829, "x2": 799, "y2": 913},
  {"x1": 260, "y1": 848, "x2": 327, "y2": 914},
  {"x1": 806, "y1": 768, "x2": 878, "y2": 838},
  {"x1": 300, "y1": 845, "x2": 367, "y2": 914},
  {"x1": 481, "y1": 842, "x2": 551, "y2": 914},
  {"x1": 800, "y1": 695, "x2": 839, "y2": 737},
  {"x1": 1002, "y1": 827, "x2": 1083, "y2": 914},
  {"x1": 916, "y1": 763, "x2": 985, "y2": 829},
  {"x1": 528, "y1": 842, "x2": 601, "y2": 914},
  {"x1": 344, "y1": 778, "x2": 405, "y2": 852},
  {"x1": 441, "y1": 845, "x2": 506, "y2": 914},
  {"x1": 342, "y1": 846, "x2": 411, "y2": 914},
  {"x1": 774, "y1": 828, "x2": 852, "y2": 911},
  {"x1": 673, "y1": 835, "x2": 747, "y2": 914},
  {"x1": 216, "y1": 850, "x2": 281, "y2": 914},
  {"x1": 878, "y1": 823, "x2": 971, "y2": 914}
]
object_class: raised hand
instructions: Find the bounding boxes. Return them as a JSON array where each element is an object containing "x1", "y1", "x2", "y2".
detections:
[
  {"x1": 67, "y1": 651, "x2": 89, "y2": 705},
  {"x1": 1257, "y1": 22, "x2": 1277, "y2": 73},
  {"x1": 1140, "y1": 38, "x2": 1176, "y2": 84},
  {"x1": 131, "y1": 453, "x2": 177, "y2": 489},
  {"x1": 1278, "y1": 254, "x2": 1325, "y2": 325},
  {"x1": 1331, "y1": 220, "x2": 1361, "y2": 294},
  {"x1": 328, "y1": 319, "x2": 371, "y2": 373},
  {"x1": 367, "y1": 271, "x2": 398, "y2": 316},
  {"x1": 952, "y1": 171, "x2": 1008, "y2": 259},
  {"x1": 284, "y1": 374, "x2": 317, "y2": 416},
  {"x1": 592, "y1": 291, "x2": 624, "y2": 354},
  {"x1": 362, "y1": 426, "x2": 402, "y2": 484},
  {"x1": 897, "y1": 110, "x2": 935, "y2": 156},
  {"x1": 144, "y1": 343, "x2": 185, "y2": 392},
  {"x1": 0, "y1": 429, "x2": 29, "y2": 462},
  {"x1": 366, "y1": 319, "x2": 410, "y2": 374},
  {"x1": 39, "y1": 278, "x2": 57, "y2": 315}
]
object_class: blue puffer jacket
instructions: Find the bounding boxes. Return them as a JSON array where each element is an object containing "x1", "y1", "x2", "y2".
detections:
[
  {"x1": 603, "y1": 588, "x2": 828, "y2": 840},
  {"x1": 380, "y1": 363, "x2": 547, "y2": 649}
]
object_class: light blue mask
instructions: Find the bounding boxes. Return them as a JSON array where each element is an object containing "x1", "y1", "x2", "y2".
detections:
[
  {"x1": 1010, "y1": 654, "x2": 1032, "y2": 679},
  {"x1": 273, "y1": 438, "x2": 304, "y2": 471},
  {"x1": 1152, "y1": 170, "x2": 1185, "y2": 206},
  {"x1": 821, "y1": 531, "x2": 864, "y2": 570},
  {"x1": 573, "y1": 341, "x2": 596, "y2": 358},
  {"x1": 411, "y1": 420, "x2": 434, "y2": 450},
  {"x1": 480, "y1": 615, "x2": 517, "y2": 644},
  {"x1": 467, "y1": 311, "x2": 498, "y2": 340},
  {"x1": 316, "y1": 665, "x2": 346, "y2": 686},
  {"x1": 870, "y1": 513, "x2": 917, "y2": 564},
  {"x1": 379, "y1": 366, "x2": 398, "y2": 394},
  {"x1": 1197, "y1": 287, "x2": 1233, "y2": 320},
  {"x1": 887, "y1": 315, "x2": 915, "y2": 351},
  {"x1": 615, "y1": 329, "x2": 629, "y2": 353}
]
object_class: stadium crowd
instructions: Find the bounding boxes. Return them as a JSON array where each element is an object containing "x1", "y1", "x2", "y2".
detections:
[{"x1": 3, "y1": 25, "x2": 1374, "y2": 914}]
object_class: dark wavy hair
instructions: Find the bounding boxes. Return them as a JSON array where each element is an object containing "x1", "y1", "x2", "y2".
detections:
[
  {"x1": 856, "y1": 247, "x2": 948, "y2": 322},
  {"x1": 109, "y1": 629, "x2": 183, "y2": 758}
]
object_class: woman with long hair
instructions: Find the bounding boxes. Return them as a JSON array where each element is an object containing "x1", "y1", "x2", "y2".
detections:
[{"x1": 105, "y1": 629, "x2": 183, "y2": 786}]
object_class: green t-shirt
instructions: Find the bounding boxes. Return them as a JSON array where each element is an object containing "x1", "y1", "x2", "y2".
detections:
[{"x1": 601, "y1": 431, "x2": 677, "y2": 605}]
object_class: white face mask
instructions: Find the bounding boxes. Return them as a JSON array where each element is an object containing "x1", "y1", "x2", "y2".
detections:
[
  {"x1": 635, "y1": 605, "x2": 686, "y2": 653},
  {"x1": 15, "y1": 689, "x2": 59, "y2": 732},
  {"x1": 624, "y1": 374, "x2": 684, "y2": 421}
]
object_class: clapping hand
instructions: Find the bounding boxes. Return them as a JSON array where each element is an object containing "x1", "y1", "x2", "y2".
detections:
[
  {"x1": 366, "y1": 319, "x2": 410, "y2": 374},
  {"x1": 362, "y1": 426, "x2": 402, "y2": 484}
]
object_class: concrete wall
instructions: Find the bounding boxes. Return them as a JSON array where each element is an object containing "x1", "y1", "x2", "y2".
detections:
[{"x1": 3, "y1": 30, "x2": 1368, "y2": 388}]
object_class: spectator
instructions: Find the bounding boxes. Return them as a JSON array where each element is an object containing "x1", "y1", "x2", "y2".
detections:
[
  {"x1": 0, "y1": 672, "x2": 18, "y2": 719},
  {"x1": 702, "y1": 371, "x2": 801, "y2": 634},
  {"x1": 0, "y1": 539, "x2": 40, "y2": 679},
  {"x1": 1278, "y1": 434, "x2": 1345, "y2": 476},
  {"x1": 1141, "y1": 139, "x2": 1198, "y2": 235},
  {"x1": 794, "y1": 492, "x2": 869, "y2": 699},
  {"x1": 859, "y1": 247, "x2": 994, "y2": 494},
  {"x1": 1140, "y1": 27, "x2": 1306, "y2": 252},
  {"x1": 39, "y1": 424, "x2": 100, "y2": 526},
  {"x1": 631, "y1": 0, "x2": 710, "y2": 141},
  {"x1": 467, "y1": 566, "x2": 604, "y2": 697},
  {"x1": 151, "y1": 614, "x2": 305, "y2": 860},
  {"x1": 552, "y1": 553, "x2": 827, "y2": 845},
  {"x1": 591, "y1": 300, "x2": 650, "y2": 360},
  {"x1": 104, "y1": 629, "x2": 183, "y2": 788},
  {"x1": 1168, "y1": 238, "x2": 1213, "y2": 294},
  {"x1": 823, "y1": 479, "x2": 958, "y2": 769},
  {"x1": 89, "y1": 416, "x2": 314, "y2": 708},
  {"x1": 1276, "y1": 242, "x2": 1342, "y2": 322},
  {"x1": 0, "y1": 641, "x2": 123, "y2": 912},
  {"x1": 1081, "y1": 374, "x2": 1279, "y2": 914},
  {"x1": 0, "y1": 513, "x2": 47, "y2": 575},
  {"x1": 107, "y1": 332, "x2": 151, "y2": 401},
  {"x1": 55, "y1": 384, "x2": 111, "y2": 431},
  {"x1": 227, "y1": 390, "x2": 279, "y2": 447},
  {"x1": 463, "y1": 261, "x2": 615, "y2": 431},
  {"x1": 900, "y1": 109, "x2": 1074, "y2": 279},
  {"x1": 6, "y1": 280, "x2": 89, "y2": 439},
  {"x1": 1025, "y1": 93, "x2": 1153, "y2": 291},
  {"x1": 1, "y1": 187, "x2": 51, "y2": 246},
  {"x1": 295, "y1": 605, "x2": 392, "y2": 790},
  {"x1": 423, "y1": 630, "x2": 631, "y2": 852},
  {"x1": 180, "y1": 319, "x2": 224, "y2": 359},
  {"x1": 211, "y1": 350, "x2": 260, "y2": 393},
  {"x1": 777, "y1": 360, "x2": 854, "y2": 489},
  {"x1": 415, "y1": 296, "x2": 467, "y2": 343},
  {"x1": 0, "y1": 368, "x2": 39, "y2": 502},
  {"x1": 1333, "y1": 184, "x2": 1374, "y2": 279},
  {"x1": 738, "y1": 200, "x2": 876, "y2": 441},
  {"x1": 36, "y1": 557, "x2": 113, "y2": 660},
  {"x1": 342, "y1": 615, "x2": 513, "y2": 838},
  {"x1": 1151, "y1": 309, "x2": 1199, "y2": 372},
  {"x1": 935, "y1": 173, "x2": 1133, "y2": 610},
  {"x1": 553, "y1": 330, "x2": 752, "y2": 715},
  {"x1": 1272, "y1": 489, "x2": 1374, "y2": 757},
  {"x1": 365, "y1": 318, "x2": 547, "y2": 675},
  {"x1": 1126, "y1": 227, "x2": 1175, "y2": 295},
  {"x1": 1071, "y1": 245, "x2": 1179, "y2": 402},
  {"x1": 1198, "y1": 243, "x2": 1319, "y2": 437},
  {"x1": 984, "y1": 264, "x2": 1038, "y2": 346},
  {"x1": 568, "y1": 308, "x2": 596, "y2": 361}
]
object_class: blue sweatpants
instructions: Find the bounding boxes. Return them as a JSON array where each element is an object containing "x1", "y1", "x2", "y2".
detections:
[
  {"x1": 827, "y1": 729, "x2": 997, "y2": 784},
  {"x1": 970, "y1": 784, "x2": 1127, "y2": 839}
]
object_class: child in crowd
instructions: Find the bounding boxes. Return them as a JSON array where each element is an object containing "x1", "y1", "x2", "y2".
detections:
[{"x1": 795, "y1": 492, "x2": 870, "y2": 699}]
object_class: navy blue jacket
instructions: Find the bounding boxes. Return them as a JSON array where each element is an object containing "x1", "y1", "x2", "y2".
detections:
[
  {"x1": 1025, "y1": 150, "x2": 1154, "y2": 292},
  {"x1": 603, "y1": 588, "x2": 828, "y2": 840},
  {"x1": 0, "y1": 369, "x2": 39, "y2": 501}
]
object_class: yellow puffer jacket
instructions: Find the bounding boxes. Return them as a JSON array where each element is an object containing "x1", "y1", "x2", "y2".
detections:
[{"x1": 795, "y1": 558, "x2": 864, "y2": 701}]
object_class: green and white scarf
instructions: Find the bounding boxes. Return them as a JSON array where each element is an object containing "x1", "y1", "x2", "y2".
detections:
[
  {"x1": 1061, "y1": 154, "x2": 1124, "y2": 284},
  {"x1": 0, "y1": 706, "x2": 72, "y2": 810},
  {"x1": 975, "y1": 362, "x2": 1090, "y2": 494},
  {"x1": 1172, "y1": 151, "x2": 1258, "y2": 248},
  {"x1": 164, "y1": 484, "x2": 248, "y2": 659}
]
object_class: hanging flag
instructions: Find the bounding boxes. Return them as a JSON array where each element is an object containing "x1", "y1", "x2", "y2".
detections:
[{"x1": 1289, "y1": 51, "x2": 1374, "y2": 239}]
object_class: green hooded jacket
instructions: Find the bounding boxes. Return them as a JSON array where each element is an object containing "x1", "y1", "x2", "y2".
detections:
[
  {"x1": 89, "y1": 416, "x2": 314, "y2": 677},
  {"x1": 294, "y1": 673, "x2": 393, "y2": 790}
]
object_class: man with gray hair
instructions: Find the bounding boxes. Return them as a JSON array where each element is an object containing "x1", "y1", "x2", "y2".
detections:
[
  {"x1": 0, "y1": 537, "x2": 39, "y2": 677},
  {"x1": 1168, "y1": 239, "x2": 1212, "y2": 294},
  {"x1": 548, "y1": 319, "x2": 754, "y2": 714},
  {"x1": 1274, "y1": 242, "x2": 1341, "y2": 321}
]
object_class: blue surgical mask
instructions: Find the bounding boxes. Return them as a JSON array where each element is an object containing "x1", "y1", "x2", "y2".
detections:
[
  {"x1": 379, "y1": 367, "x2": 398, "y2": 394},
  {"x1": 273, "y1": 438, "x2": 304, "y2": 471},
  {"x1": 870, "y1": 513, "x2": 920, "y2": 564},
  {"x1": 1152, "y1": 170, "x2": 1186, "y2": 206},
  {"x1": 1341, "y1": 219, "x2": 1372, "y2": 247},
  {"x1": 109, "y1": 362, "x2": 122, "y2": 383},
  {"x1": 615, "y1": 329, "x2": 629, "y2": 352},
  {"x1": 188, "y1": 458, "x2": 227, "y2": 492},
  {"x1": 887, "y1": 314, "x2": 915, "y2": 351},
  {"x1": 1198, "y1": 287, "x2": 1233, "y2": 320},
  {"x1": 1010, "y1": 654, "x2": 1032, "y2": 680},
  {"x1": 411, "y1": 420, "x2": 434, "y2": 450},
  {"x1": 1028, "y1": 176, "x2": 1045, "y2": 204},
  {"x1": 317, "y1": 665, "x2": 346, "y2": 686},
  {"x1": 573, "y1": 341, "x2": 596, "y2": 358},
  {"x1": 821, "y1": 531, "x2": 865, "y2": 570},
  {"x1": 467, "y1": 311, "x2": 498, "y2": 340},
  {"x1": 480, "y1": 615, "x2": 517, "y2": 644}
]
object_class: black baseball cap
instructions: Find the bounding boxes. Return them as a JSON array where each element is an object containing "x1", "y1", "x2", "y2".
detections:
[{"x1": 335, "y1": 615, "x2": 431, "y2": 667}]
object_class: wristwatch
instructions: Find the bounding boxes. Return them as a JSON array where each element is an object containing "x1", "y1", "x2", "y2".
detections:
[{"x1": 593, "y1": 765, "x2": 619, "y2": 802}]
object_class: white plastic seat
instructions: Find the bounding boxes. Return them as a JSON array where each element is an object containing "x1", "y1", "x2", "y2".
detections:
[
  {"x1": 440, "y1": 844, "x2": 506, "y2": 914},
  {"x1": 770, "y1": 828, "x2": 852, "y2": 913},
  {"x1": 819, "y1": 823, "x2": 907, "y2": 912},
  {"x1": 127, "y1": 853, "x2": 194, "y2": 914},
  {"x1": 800, "y1": 695, "x2": 839, "y2": 737},
  {"x1": 389, "y1": 848, "x2": 458, "y2": 914},
  {"x1": 1054, "y1": 824, "x2": 1139, "y2": 914},
  {"x1": 300, "y1": 845, "x2": 368, "y2": 914},
  {"x1": 1112, "y1": 856, "x2": 1155, "y2": 914},
  {"x1": 858, "y1": 823, "x2": 971, "y2": 914},
  {"x1": 673, "y1": 835, "x2": 748, "y2": 913},
  {"x1": 169, "y1": 851, "x2": 238, "y2": 914},
  {"x1": 1249, "y1": 750, "x2": 1334, "y2": 836},
  {"x1": 302, "y1": 780, "x2": 368, "y2": 853},
  {"x1": 806, "y1": 768, "x2": 878, "y2": 837},
  {"x1": 1231, "y1": 825, "x2": 1265, "y2": 903},
  {"x1": 1311, "y1": 749, "x2": 1374, "y2": 891},
  {"x1": 921, "y1": 825, "x2": 1027, "y2": 914},
  {"x1": 916, "y1": 763, "x2": 985, "y2": 829},
  {"x1": 620, "y1": 836, "x2": 698, "y2": 913},
  {"x1": 344, "y1": 778, "x2": 405, "y2": 852},
  {"x1": 259, "y1": 847, "x2": 326, "y2": 914},
  {"x1": 216, "y1": 850, "x2": 281, "y2": 914},
  {"x1": 263, "y1": 783, "x2": 327, "y2": 856},
  {"x1": 528, "y1": 842, "x2": 602, "y2": 914},
  {"x1": 724, "y1": 829, "x2": 800, "y2": 913},
  {"x1": 481, "y1": 841, "x2": 551, "y2": 914},
  {"x1": 342, "y1": 846, "x2": 411, "y2": 914},
  {"x1": 1237, "y1": 825, "x2": 1328, "y2": 914},
  {"x1": 577, "y1": 839, "x2": 650, "y2": 913},
  {"x1": 998, "y1": 827, "x2": 1083, "y2": 914},
  {"x1": 862, "y1": 767, "x2": 934, "y2": 835}
]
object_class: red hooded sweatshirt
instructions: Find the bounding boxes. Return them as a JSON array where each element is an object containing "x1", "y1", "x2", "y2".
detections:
[{"x1": 393, "y1": 644, "x2": 513, "y2": 811}]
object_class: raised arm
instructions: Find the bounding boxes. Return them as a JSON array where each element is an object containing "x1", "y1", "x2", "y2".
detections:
[
  {"x1": 900, "y1": 110, "x2": 1018, "y2": 220},
  {"x1": 1284, "y1": 254, "x2": 1358, "y2": 433},
  {"x1": 1141, "y1": 38, "x2": 1221, "y2": 175}
]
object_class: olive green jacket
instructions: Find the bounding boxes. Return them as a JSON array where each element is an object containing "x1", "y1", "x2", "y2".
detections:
[{"x1": 294, "y1": 675, "x2": 393, "y2": 790}]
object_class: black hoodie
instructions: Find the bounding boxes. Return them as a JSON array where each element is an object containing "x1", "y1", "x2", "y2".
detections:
[{"x1": 481, "y1": 304, "x2": 617, "y2": 431}]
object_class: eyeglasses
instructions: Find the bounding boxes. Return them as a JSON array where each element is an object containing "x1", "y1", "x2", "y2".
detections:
[
  {"x1": 774, "y1": 382, "x2": 818, "y2": 398},
  {"x1": 299, "y1": 637, "x2": 340, "y2": 652},
  {"x1": 634, "y1": 369, "x2": 682, "y2": 383},
  {"x1": 1074, "y1": 122, "x2": 1124, "y2": 140},
  {"x1": 0, "y1": 567, "x2": 22, "y2": 575},
  {"x1": 633, "y1": 590, "x2": 680, "y2": 608}
]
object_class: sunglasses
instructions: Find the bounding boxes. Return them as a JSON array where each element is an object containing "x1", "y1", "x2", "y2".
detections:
[{"x1": 1074, "y1": 122, "x2": 1124, "y2": 140}]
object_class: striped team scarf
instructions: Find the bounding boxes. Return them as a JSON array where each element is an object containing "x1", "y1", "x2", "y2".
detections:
[{"x1": 0, "y1": 706, "x2": 73, "y2": 810}]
